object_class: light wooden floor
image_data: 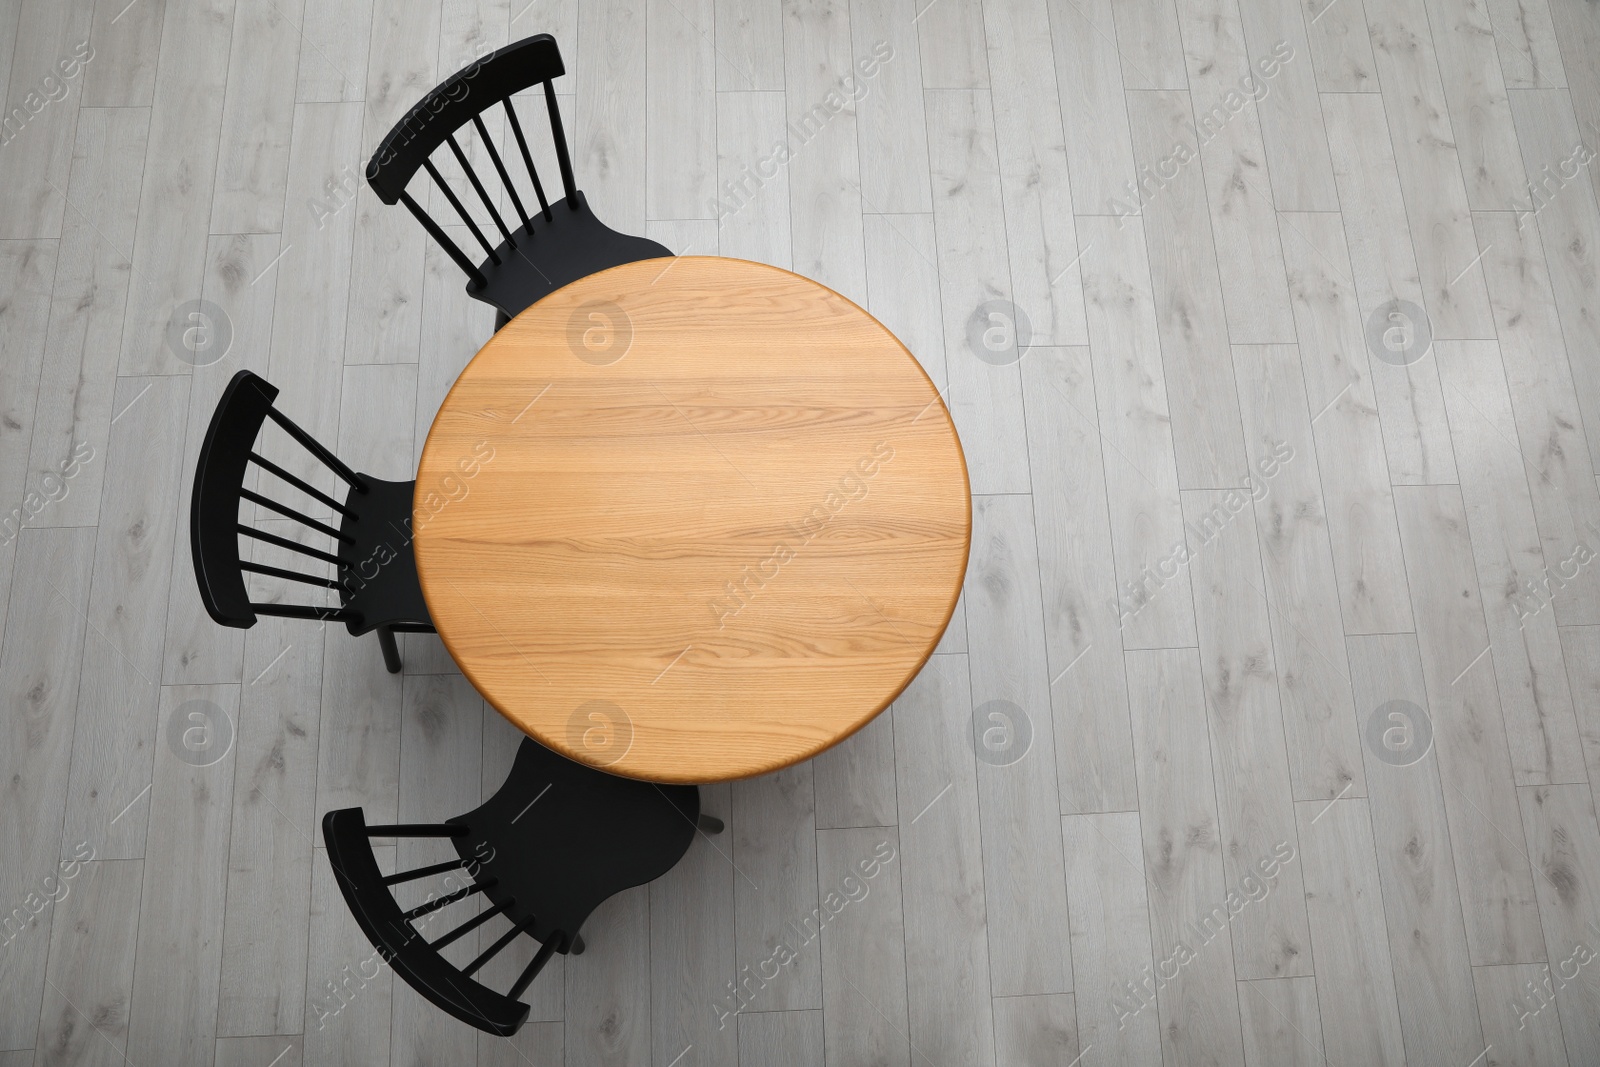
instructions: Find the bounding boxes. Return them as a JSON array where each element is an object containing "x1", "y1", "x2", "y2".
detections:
[{"x1": 3, "y1": 0, "x2": 1600, "y2": 1063}]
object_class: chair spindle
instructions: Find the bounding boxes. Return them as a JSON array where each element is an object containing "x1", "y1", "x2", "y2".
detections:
[
  {"x1": 507, "y1": 936, "x2": 558, "y2": 1001},
  {"x1": 462, "y1": 917, "x2": 534, "y2": 977},
  {"x1": 472, "y1": 114, "x2": 533, "y2": 232},
  {"x1": 543, "y1": 82, "x2": 577, "y2": 207},
  {"x1": 384, "y1": 857, "x2": 471, "y2": 887},
  {"x1": 263, "y1": 407, "x2": 369, "y2": 492},
  {"x1": 430, "y1": 899, "x2": 509, "y2": 951},
  {"x1": 446, "y1": 132, "x2": 516, "y2": 248},
  {"x1": 399, "y1": 190, "x2": 489, "y2": 287},
  {"x1": 240, "y1": 560, "x2": 341, "y2": 590},
  {"x1": 403, "y1": 878, "x2": 495, "y2": 922},
  {"x1": 238, "y1": 524, "x2": 344, "y2": 567},
  {"x1": 422, "y1": 158, "x2": 502, "y2": 265},
  {"x1": 248, "y1": 452, "x2": 356, "y2": 518},
  {"x1": 240, "y1": 488, "x2": 351, "y2": 543},
  {"x1": 504, "y1": 100, "x2": 551, "y2": 221}
]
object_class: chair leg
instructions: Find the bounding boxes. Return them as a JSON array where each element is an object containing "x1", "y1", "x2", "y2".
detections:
[
  {"x1": 494, "y1": 309, "x2": 510, "y2": 332},
  {"x1": 569, "y1": 933, "x2": 585, "y2": 955},
  {"x1": 697, "y1": 813, "x2": 724, "y2": 835},
  {"x1": 377, "y1": 626, "x2": 402, "y2": 674}
]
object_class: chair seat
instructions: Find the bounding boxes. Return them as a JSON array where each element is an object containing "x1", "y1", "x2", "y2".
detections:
[
  {"x1": 469, "y1": 192, "x2": 672, "y2": 321},
  {"x1": 447, "y1": 738, "x2": 699, "y2": 945},
  {"x1": 337, "y1": 475, "x2": 433, "y2": 637}
]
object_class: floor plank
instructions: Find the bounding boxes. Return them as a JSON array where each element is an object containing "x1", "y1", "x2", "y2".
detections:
[
  {"x1": 1435, "y1": 339, "x2": 1586, "y2": 786},
  {"x1": 1046, "y1": 0, "x2": 1137, "y2": 215},
  {"x1": 564, "y1": 886, "x2": 651, "y2": 1067},
  {"x1": 124, "y1": 683, "x2": 238, "y2": 1067},
  {"x1": 852, "y1": 0, "x2": 932, "y2": 215},
  {"x1": 1232, "y1": 341, "x2": 1366, "y2": 801},
  {"x1": 1517, "y1": 784, "x2": 1600, "y2": 1063},
  {"x1": 1364, "y1": 0, "x2": 1498, "y2": 338},
  {"x1": 1546, "y1": 0, "x2": 1600, "y2": 207},
  {"x1": 817, "y1": 826, "x2": 911, "y2": 1066},
  {"x1": 61, "y1": 374, "x2": 189, "y2": 858},
  {"x1": 1173, "y1": 0, "x2": 1298, "y2": 345},
  {"x1": 1075, "y1": 215, "x2": 1197, "y2": 651},
  {"x1": 1236, "y1": 0, "x2": 1339, "y2": 211},
  {"x1": 31, "y1": 859, "x2": 143, "y2": 1067},
  {"x1": 1278, "y1": 207, "x2": 1415, "y2": 636},
  {"x1": 891, "y1": 654, "x2": 996, "y2": 1066},
  {"x1": 1488, "y1": 0, "x2": 1565, "y2": 88},
  {"x1": 1346, "y1": 632, "x2": 1489, "y2": 1064},
  {"x1": 0, "y1": 0, "x2": 93, "y2": 241},
  {"x1": 1321, "y1": 90, "x2": 1460, "y2": 486},
  {"x1": 115, "y1": 0, "x2": 233, "y2": 376},
  {"x1": 1061, "y1": 812, "x2": 1163, "y2": 1064},
  {"x1": 781, "y1": 0, "x2": 868, "y2": 306},
  {"x1": 991, "y1": 993, "x2": 1078, "y2": 1066},
  {"x1": 1393, "y1": 484, "x2": 1548, "y2": 966},
  {"x1": 650, "y1": 785, "x2": 736, "y2": 1067},
  {"x1": 25, "y1": 106, "x2": 147, "y2": 531},
  {"x1": 1420, "y1": 0, "x2": 1527, "y2": 209},
  {"x1": 81, "y1": 0, "x2": 166, "y2": 107},
  {"x1": 732, "y1": 764, "x2": 822, "y2": 1012},
  {"x1": 715, "y1": 91, "x2": 792, "y2": 268},
  {"x1": 714, "y1": 0, "x2": 782, "y2": 90},
  {"x1": 1301, "y1": 0, "x2": 1378, "y2": 92},
  {"x1": 209, "y1": 0, "x2": 302, "y2": 235},
  {"x1": 1473, "y1": 211, "x2": 1600, "y2": 628},
  {"x1": 1180, "y1": 487, "x2": 1314, "y2": 980},
  {"x1": 1237, "y1": 977, "x2": 1325, "y2": 1067},
  {"x1": 862, "y1": 212, "x2": 946, "y2": 393},
  {"x1": 1021, "y1": 347, "x2": 1139, "y2": 813},
  {"x1": 736, "y1": 1009, "x2": 822, "y2": 1067},
  {"x1": 1294, "y1": 797, "x2": 1407, "y2": 1065},
  {"x1": 1560, "y1": 626, "x2": 1600, "y2": 793},
  {"x1": 965, "y1": 494, "x2": 1073, "y2": 996},
  {"x1": 302, "y1": 842, "x2": 395, "y2": 1066},
  {"x1": 1125, "y1": 646, "x2": 1249, "y2": 1066},
  {"x1": 924, "y1": 88, "x2": 1031, "y2": 495},
  {"x1": 574, "y1": 0, "x2": 646, "y2": 232},
  {"x1": 215, "y1": 542, "x2": 326, "y2": 1037},
  {"x1": 1472, "y1": 962, "x2": 1571, "y2": 1067},
  {"x1": 341, "y1": 0, "x2": 436, "y2": 368},
  {"x1": 1108, "y1": 0, "x2": 1186, "y2": 90},
  {"x1": 810, "y1": 714, "x2": 897, "y2": 829},
  {"x1": 1507, "y1": 88, "x2": 1600, "y2": 473},
  {"x1": 214, "y1": 1035, "x2": 304, "y2": 1067},
  {"x1": 0, "y1": 238, "x2": 58, "y2": 651},
  {"x1": 645, "y1": 0, "x2": 715, "y2": 221},
  {"x1": 1125, "y1": 88, "x2": 1250, "y2": 488},
  {"x1": 983, "y1": 0, "x2": 1087, "y2": 347},
  {"x1": 0, "y1": 528, "x2": 95, "y2": 1050},
  {"x1": 915, "y1": 0, "x2": 987, "y2": 89}
]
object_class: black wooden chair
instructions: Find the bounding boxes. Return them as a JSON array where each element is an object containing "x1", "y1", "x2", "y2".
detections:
[
  {"x1": 190, "y1": 369, "x2": 433, "y2": 673},
  {"x1": 366, "y1": 33, "x2": 671, "y2": 330},
  {"x1": 322, "y1": 737, "x2": 722, "y2": 1035}
]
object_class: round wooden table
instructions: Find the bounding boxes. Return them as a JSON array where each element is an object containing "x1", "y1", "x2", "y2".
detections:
[{"x1": 414, "y1": 256, "x2": 970, "y2": 783}]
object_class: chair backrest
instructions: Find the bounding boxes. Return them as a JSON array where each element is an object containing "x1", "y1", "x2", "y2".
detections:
[
  {"x1": 365, "y1": 33, "x2": 579, "y2": 290},
  {"x1": 191, "y1": 369, "x2": 368, "y2": 629},
  {"x1": 323, "y1": 808, "x2": 539, "y2": 1036},
  {"x1": 322, "y1": 738, "x2": 701, "y2": 1035}
]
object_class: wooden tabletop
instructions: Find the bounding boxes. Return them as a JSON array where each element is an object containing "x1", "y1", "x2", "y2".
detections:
[{"x1": 414, "y1": 256, "x2": 970, "y2": 783}]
